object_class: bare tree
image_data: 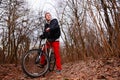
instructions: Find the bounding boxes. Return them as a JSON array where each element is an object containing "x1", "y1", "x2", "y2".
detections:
[
  {"x1": 59, "y1": 0, "x2": 89, "y2": 61},
  {"x1": 87, "y1": 0, "x2": 120, "y2": 57}
]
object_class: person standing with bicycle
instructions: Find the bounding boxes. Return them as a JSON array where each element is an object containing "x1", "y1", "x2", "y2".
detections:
[{"x1": 40, "y1": 12, "x2": 62, "y2": 74}]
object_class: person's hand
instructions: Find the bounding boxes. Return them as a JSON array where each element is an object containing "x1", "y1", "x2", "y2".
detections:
[
  {"x1": 46, "y1": 28, "x2": 50, "y2": 32},
  {"x1": 40, "y1": 35, "x2": 44, "y2": 39}
]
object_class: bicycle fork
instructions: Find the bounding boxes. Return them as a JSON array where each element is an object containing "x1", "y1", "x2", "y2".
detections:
[{"x1": 35, "y1": 49, "x2": 42, "y2": 64}]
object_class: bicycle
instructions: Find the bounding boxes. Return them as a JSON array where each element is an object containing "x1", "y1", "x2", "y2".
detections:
[{"x1": 21, "y1": 38, "x2": 56, "y2": 78}]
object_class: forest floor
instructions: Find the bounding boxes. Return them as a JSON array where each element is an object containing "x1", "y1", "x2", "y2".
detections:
[{"x1": 0, "y1": 57, "x2": 120, "y2": 80}]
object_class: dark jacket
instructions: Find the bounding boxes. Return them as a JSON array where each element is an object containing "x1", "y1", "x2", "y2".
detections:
[{"x1": 42, "y1": 19, "x2": 61, "y2": 42}]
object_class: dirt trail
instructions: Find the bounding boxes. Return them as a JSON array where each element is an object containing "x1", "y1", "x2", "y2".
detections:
[{"x1": 0, "y1": 57, "x2": 120, "y2": 80}]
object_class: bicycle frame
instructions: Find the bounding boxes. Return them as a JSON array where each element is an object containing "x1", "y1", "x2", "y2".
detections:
[{"x1": 39, "y1": 38, "x2": 53, "y2": 58}]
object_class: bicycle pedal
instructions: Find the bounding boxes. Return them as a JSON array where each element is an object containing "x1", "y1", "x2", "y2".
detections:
[{"x1": 37, "y1": 64, "x2": 44, "y2": 68}]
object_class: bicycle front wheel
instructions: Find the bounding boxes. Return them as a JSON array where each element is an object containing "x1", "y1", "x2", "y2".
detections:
[{"x1": 22, "y1": 49, "x2": 49, "y2": 77}]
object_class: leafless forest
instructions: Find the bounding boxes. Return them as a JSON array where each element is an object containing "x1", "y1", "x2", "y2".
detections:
[
  {"x1": 59, "y1": 0, "x2": 120, "y2": 62},
  {"x1": 1, "y1": 0, "x2": 119, "y2": 64},
  {"x1": 0, "y1": 0, "x2": 120, "y2": 79},
  {"x1": 0, "y1": 0, "x2": 120, "y2": 80}
]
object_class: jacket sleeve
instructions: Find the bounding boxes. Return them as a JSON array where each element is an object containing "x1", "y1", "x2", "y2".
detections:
[
  {"x1": 40, "y1": 23, "x2": 48, "y2": 39},
  {"x1": 49, "y1": 19, "x2": 59, "y2": 31}
]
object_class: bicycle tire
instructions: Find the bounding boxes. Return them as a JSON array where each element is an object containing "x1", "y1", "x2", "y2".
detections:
[
  {"x1": 21, "y1": 49, "x2": 49, "y2": 77},
  {"x1": 49, "y1": 52, "x2": 56, "y2": 71}
]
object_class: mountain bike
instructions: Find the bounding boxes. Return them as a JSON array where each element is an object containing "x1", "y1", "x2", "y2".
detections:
[{"x1": 21, "y1": 38, "x2": 56, "y2": 78}]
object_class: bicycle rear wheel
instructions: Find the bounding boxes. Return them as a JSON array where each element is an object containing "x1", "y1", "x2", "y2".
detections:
[
  {"x1": 22, "y1": 49, "x2": 49, "y2": 77},
  {"x1": 49, "y1": 52, "x2": 56, "y2": 71}
]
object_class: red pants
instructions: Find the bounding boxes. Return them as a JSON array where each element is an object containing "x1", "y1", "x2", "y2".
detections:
[{"x1": 41, "y1": 41, "x2": 62, "y2": 70}]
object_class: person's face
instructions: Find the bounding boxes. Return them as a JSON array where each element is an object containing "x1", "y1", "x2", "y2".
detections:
[{"x1": 45, "y1": 13, "x2": 51, "y2": 22}]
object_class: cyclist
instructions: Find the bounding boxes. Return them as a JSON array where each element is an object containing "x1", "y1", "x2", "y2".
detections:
[{"x1": 40, "y1": 12, "x2": 62, "y2": 74}]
